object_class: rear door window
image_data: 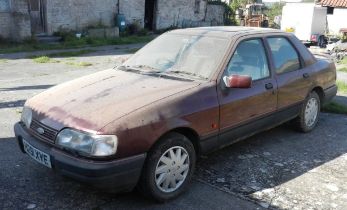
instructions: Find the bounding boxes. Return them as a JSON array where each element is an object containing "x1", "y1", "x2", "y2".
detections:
[{"x1": 267, "y1": 37, "x2": 301, "y2": 74}]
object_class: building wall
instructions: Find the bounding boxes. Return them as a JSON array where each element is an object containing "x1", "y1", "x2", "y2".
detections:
[
  {"x1": 46, "y1": 0, "x2": 145, "y2": 34},
  {"x1": 0, "y1": 0, "x2": 31, "y2": 41},
  {"x1": 0, "y1": 12, "x2": 12, "y2": 38},
  {"x1": 46, "y1": 0, "x2": 118, "y2": 34},
  {"x1": 119, "y1": 0, "x2": 145, "y2": 27},
  {"x1": 155, "y1": 0, "x2": 207, "y2": 29},
  {"x1": 205, "y1": 4, "x2": 225, "y2": 26},
  {"x1": 155, "y1": 0, "x2": 225, "y2": 29},
  {"x1": 327, "y1": 8, "x2": 347, "y2": 35},
  {"x1": 0, "y1": 0, "x2": 225, "y2": 40}
]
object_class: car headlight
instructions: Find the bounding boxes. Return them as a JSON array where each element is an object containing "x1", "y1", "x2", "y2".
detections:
[
  {"x1": 56, "y1": 129, "x2": 118, "y2": 157},
  {"x1": 21, "y1": 106, "x2": 32, "y2": 128}
]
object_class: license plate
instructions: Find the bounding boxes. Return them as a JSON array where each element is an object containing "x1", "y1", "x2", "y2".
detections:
[{"x1": 23, "y1": 139, "x2": 52, "y2": 168}]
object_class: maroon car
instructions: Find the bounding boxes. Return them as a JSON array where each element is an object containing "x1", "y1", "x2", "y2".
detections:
[{"x1": 15, "y1": 27, "x2": 337, "y2": 202}]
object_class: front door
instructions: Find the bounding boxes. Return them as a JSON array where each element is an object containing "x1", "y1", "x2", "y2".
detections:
[
  {"x1": 28, "y1": 0, "x2": 46, "y2": 35},
  {"x1": 218, "y1": 38, "x2": 277, "y2": 145}
]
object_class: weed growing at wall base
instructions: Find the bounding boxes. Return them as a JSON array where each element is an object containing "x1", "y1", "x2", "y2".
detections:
[{"x1": 0, "y1": 35, "x2": 154, "y2": 54}]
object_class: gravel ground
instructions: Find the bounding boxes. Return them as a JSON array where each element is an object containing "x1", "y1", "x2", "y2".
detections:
[{"x1": 1, "y1": 46, "x2": 347, "y2": 210}]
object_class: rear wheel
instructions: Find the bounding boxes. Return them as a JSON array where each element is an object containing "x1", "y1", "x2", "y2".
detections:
[
  {"x1": 138, "y1": 132, "x2": 196, "y2": 202},
  {"x1": 293, "y1": 91, "x2": 320, "y2": 132}
]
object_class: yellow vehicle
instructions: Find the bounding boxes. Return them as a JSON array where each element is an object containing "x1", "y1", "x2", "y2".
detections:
[{"x1": 239, "y1": 3, "x2": 269, "y2": 28}]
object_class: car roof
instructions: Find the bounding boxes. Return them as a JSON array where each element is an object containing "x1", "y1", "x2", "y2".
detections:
[{"x1": 168, "y1": 26, "x2": 284, "y2": 39}]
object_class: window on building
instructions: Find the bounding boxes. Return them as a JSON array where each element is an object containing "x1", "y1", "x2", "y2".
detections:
[
  {"x1": 194, "y1": 0, "x2": 201, "y2": 14},
  {"x1": 267, "y1": 37, "x2": 301, "y2": 74},
  {"x1": 0, "y1": 0, "x2": 11, "y2": 12},
  {"x1": 327, "y1": 7, "x2": 334, "y2": 15},
  {"x1": 225, "y1": 39, "x2": 270, "y2": 81}
]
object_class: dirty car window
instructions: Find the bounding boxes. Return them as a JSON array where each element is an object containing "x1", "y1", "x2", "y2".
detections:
[
  {"x1": 267, "y1": 37, "x2": 301, "y2": 74},
  {"x1": 123, "y1": 34, "x2": 229, "y2": 80},
  {"x1": 225, "y1": 39, "x2": 270, "y2": 80}
]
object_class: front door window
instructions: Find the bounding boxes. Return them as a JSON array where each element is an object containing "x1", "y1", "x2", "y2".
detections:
[{"x1": 225, "y1": 39, "x2": 270, "y2": 81}]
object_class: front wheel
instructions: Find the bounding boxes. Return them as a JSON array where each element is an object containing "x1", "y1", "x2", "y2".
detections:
[
  {"x1": 138, "y1": 132, "x2": 196, "y2": 202},
  {"x1": 293, "y1": 91, "x2": 321, "y2": 132}
]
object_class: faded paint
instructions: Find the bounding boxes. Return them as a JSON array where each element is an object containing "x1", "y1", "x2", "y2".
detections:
[
  {"x1": 26, "y1": 69, "x2": 200, "y2": 132},
  {"x1": 22, "y1": 27, "x2": 335, "y2": 159}
]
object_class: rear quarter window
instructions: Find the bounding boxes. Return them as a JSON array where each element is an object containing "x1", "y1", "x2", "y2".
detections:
[{"x1": 267, "y1": 37, "x2": 301, "y2": 74}]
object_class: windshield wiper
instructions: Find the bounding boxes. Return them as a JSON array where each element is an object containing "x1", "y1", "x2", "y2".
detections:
[
  {"x1": 118, "y1": 65, "x2": 159, "y2": 74},
  {"x1": 129, "y1": 65, "x2": 158, "y2": 71},
  {"x1": 118, "y1": 65, "x2": 141, "y2": 72},
  {"x1": 163, "y1": 70, "x2": 208, "y2": 80}
]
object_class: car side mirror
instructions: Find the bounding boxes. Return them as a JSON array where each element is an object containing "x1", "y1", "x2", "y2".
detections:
[{"x1": 223, "y1": 75, "x2": 252, "y2": 88}]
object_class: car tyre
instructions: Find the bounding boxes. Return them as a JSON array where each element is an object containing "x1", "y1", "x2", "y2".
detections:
[
  {"x1": 293, "y1": 91, "x2": 320, "y2": 132},
  {"x1": 137, "y1": 132, "x2": 196, "y2": 202}
]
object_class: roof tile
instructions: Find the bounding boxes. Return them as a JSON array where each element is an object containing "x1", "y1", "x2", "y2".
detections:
[{"x1": 319, "y1": 0, "x2": 347, "y2": 7}]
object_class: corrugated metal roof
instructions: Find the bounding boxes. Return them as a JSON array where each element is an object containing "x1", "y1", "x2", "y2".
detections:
[{"x1": 320, "y1": 0, "x2": 347, "y2": 8}]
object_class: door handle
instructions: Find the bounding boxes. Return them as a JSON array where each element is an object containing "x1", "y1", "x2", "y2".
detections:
[
  {"x1": 303, "y1": 73, "x2": 310, "y2": 79},
  {"x1": 265, "y1": 83, "x2": 273, "y2": 90}
]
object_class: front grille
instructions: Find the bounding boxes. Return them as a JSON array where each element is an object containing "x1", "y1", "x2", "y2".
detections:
[{"x1": 29, "y1": 120, "x2": 58, "y2": 143}]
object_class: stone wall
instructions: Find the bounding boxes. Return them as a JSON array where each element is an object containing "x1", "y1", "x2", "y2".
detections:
[
  {"x1": 119, "y1": 0, "x2": 145, "y2": 27},
  {"x1": 205, "y1": 4, "x2": 225, "y2": 26},
  {"x1": 46, "y1": 0, "x2": 145, "y2": 34},
  {"x1": 0, "y1": 12, "x2": 12, "y2": 38},
  {"x1": 0, "y1": 0, "x2": 31, "y2": 41},
  {"x1": 46, "y1": 0, "x2": 118, "y2": 34},
  {"x1": 155, "y1": 0, "x2": 208, "y2": 29},
  {"x1": 0, "y1": 0, "x2": 226, "y2": 41}
]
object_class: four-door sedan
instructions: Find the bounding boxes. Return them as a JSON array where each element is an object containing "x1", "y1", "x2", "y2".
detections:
[{"x1": 14, "y1": 27, "x2": 337, "y2": 202}]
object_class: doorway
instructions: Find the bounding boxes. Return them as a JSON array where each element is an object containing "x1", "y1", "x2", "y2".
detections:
[
  {"x1": 28, "y1": 0, "x2": 46, "y2": 35},
  {"x1": 145, "y1": 0, "x2": 156, "y2": 30}
]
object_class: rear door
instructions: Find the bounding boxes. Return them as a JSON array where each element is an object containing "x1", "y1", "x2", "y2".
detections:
[
  {"x1": 265, "y1": 36, "x2": 312, "y2": 109},
  {"x1": 217, "y1": 37, "x2": 277, "y2": 144}
]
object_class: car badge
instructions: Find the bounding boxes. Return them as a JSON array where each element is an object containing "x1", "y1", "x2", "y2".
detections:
[{"x1": 37, "y1": 127, "x2": 45, "y2": 135}]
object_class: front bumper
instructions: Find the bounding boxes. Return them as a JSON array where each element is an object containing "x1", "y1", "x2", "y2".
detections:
[{"x1": 14, "y1": 123, "x2": 146, "y2": 192}]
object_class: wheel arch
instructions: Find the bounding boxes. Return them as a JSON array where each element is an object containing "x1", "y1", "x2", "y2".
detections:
[
  {"x1": 152, "y1": 127, "x2": 201, "y2": 157},
  {"x1": 311, "y1": 86, "x2": 324, "y2": 104}
]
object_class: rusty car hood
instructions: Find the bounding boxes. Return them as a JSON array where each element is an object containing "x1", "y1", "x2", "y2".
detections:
[{"x1": 26, "y1": 69, "x2": 200, "y2": 132}]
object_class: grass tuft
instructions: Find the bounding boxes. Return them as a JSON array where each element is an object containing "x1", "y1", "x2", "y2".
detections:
[
  {"x1": 337, "y1": 67, "x2": 347, "y2": 73},
  {"x1": 33, "y1": 56, "x2": 52, "y2": 63},
  {"x1": 0, "y1": 35, "x2": 153, "y2": 54},
  {"x1": 322, "y1": 102, "x2": 347, "y2": 115},
  {"x1": 0, "y1": 59, "x2": 8, "y2": 63},
  {"x1": 337, "y1": 80, "x2": 347, "y2": 94},
  {"x1": 339, "y1": 57, "x2": 347, "y2": 65}
]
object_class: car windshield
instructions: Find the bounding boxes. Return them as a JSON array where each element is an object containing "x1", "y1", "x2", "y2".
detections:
[{"x1": 121, "y1": 33, "x2": 229, "y2": 80}]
